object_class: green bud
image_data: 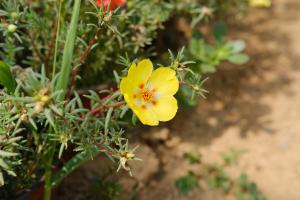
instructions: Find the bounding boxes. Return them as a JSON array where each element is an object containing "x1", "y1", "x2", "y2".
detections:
[
  {"x1": 10, "y1": 12, "x2": 19, "y2": 20},
  {"x1": 40, "y1": 95, "x2": 50, "y2": 103},
  {"x1": 7, "y1": 24, "x2": 17, "y2": 33}
]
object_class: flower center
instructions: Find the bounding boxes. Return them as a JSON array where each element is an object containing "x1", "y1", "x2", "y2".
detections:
[
  {"x1": 133, "y1": 82, "x2": 159, "y2": 109},
  {"x1": 142, "y1": 91, "x2": 152, "y2": 101}
]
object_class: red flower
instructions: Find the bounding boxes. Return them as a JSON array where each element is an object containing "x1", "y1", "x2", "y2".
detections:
[{"x1": 95, "y1": 0, "x2": 126, "y2": 10}]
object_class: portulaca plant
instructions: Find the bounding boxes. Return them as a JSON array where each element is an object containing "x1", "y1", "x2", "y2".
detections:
[{"x1": 0, "y1": 0, "x2": 249, "y2": 199}]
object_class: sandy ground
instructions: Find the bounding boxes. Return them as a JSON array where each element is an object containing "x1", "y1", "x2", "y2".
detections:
[{"x1": 59, "y1": 0, "x2": 300, "y2": 199}]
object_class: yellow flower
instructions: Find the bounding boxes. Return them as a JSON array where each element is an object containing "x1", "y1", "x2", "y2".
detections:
[
  {"x1": 249, "y1": 0, "x2": 271, "y2": 7},
  {"x1": 120, "y1": 59, "x2": 179, "y2": 126}
]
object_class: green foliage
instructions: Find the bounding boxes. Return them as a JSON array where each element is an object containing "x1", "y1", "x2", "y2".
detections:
[
  {"x1": 175, "y1": 149, "x2": 266, "y2": 199},
  {"x1": 178, "y1": 23, "x2": 249, "y2": 106},
  {"x1": 91, "y1": 177, "x2": 123, "y2": 200},
  {"x1": 55, "y1": 0, "x2": 81, "y2": 100},
  {"x1": 183, "y1": 151, "x2": 201, "y2": 164},
  {"x1": 221, "y1": 148, "x2": 246, "y2": 166},
  {"x1": 0, "y1": 67, "x2": 132, "y2": 197},
  {"x1": 237, "y1": 174, "x2": 266, "y2": 200},
  {"x1": 187, "y1": 23, "x2": 249, "y2": 73},
  {"x1": 171, "y1": 47, "x2": 208, "y2": 107},
  {"x1": 207, "y1": 164, "x2": 232, "y2": 193},
  {"x1": 0, "y1": 101, "x2": 24, "y2": 189},
  {"x1": 51, "y1": 146, "x2": 99, "y2": 188},
  {"x1": 176, "y1": 171, "x2": 199, "y2": 195},
  {"x1": 0, "y1": 61, "x2": 16, "y2": 93},
  {"x1": 0, "y1": 0, "x2": 251, "y2": 199},
  {"x1": 214, "y1": 22, "x2": 228, "y2": 42}
]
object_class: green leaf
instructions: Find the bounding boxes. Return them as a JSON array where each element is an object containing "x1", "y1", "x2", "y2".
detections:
[
  {"x1": 55, "y1": 0, "x2": 81, "y2": 100},
  {"x1": 105, "y1": 108, "x2": 114, "y2": 135},
  {"x1": 0, "y1": 61, "x2": 16, "y2": 93},
  {"x1": 176, "y1": 171, "x2": 199, "y2": 194},
  {"x1": 238, "y1": 173, "x2": 250, "y2": 190},
  {"x1": 132, "y1": 113, "x2": 137, "y2": 125},
  {"x1": 6, "y1": 136, "x2": 22, "y2": 144},
  {"x1": 120, "y1": 105, "x2": 129, "y2": 119},
  {"x1": 44, "y1": 109, "x2": 56, "y2": 129},
  {"x1": 0, "y1": 159, "x2": 9, "y2": 169},
  {"x1": 188, "y1": 38, "x2": 205, "y2": 59},
  {"x1": 0, "y1": 171, "x2": 4, "y2": 187},
  {"x1": 0, "y1": 150, "x2": 18, "y2": 157},
  {"x1": 51, "y1": 146, "x2": 99, "y2": 188},
  {"x1": 58, "y1": 143, "x2": 65, "y2": 159},
  {"x1": 216, "y1": 47, "x2": 231, "y2": 60},
  {"x1": 221, "y1": 148, "x2": 245, "y2": 166},
  {"x1": 200, "y1": 63, "x2": 216, "y2": 73},
  {"x1": 229, "y1": 40, "x2": 246, "y2": 53},
  {"x1": 177, "y1": 86, "x2": 198, "y2": 107},
  {"x1": 228, "y1": 53, "x2": 249, "y2": 65},
  {"x1": 183, "y1": 152, "x2": 201, "y2": 164},
  {"x1": 213, "y1": 21, "x2": 227, "y2": 42},
  {"x1": 6, "y1": 170, "x2": 16, "y2": 177}
]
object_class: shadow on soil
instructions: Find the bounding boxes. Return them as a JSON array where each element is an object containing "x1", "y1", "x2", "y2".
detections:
[{"x1": 167, "y1": 7, "x2": 298, "y2": 145}]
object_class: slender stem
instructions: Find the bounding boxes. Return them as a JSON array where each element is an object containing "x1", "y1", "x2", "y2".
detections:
[
  {"x1": 77, "y1": 26, "x2": 103, "y2": 66},
  {"x1": 44, "y1": 144, "x2": 56, "y2": 200},
  {"x1": 52, "y1": 0, "x2": 63, "y2": 78},
  {"x1": 89, "y1": 101, "x2": 125, "y2": 116},
  {"x1": 27, "y1": 31, "x2": 45, "y2": 63},
  {"x1": 44, "y1": 169, "x2": 52, "y2": 200}
]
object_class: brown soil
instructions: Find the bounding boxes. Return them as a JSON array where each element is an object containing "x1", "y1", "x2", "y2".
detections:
[{"x1": 58, "y1": 0, "x2": 300, "y2": 199}]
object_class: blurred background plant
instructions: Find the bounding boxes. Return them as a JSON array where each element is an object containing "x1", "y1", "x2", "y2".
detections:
[
  {"x1": 0, "y1": 0, "x2": 251, "y2": 199},
  {"x1": 176, "y1": 148, "x2": 266, "y2": 200}
]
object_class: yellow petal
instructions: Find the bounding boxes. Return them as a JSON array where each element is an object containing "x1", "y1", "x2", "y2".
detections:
[
  {"x1": 120, "y1": 79, "x2": 158, "y2": 125},
  {"x1": 127, "y1": 59, "x2": 153, "y2": 86},
  {"x1": 133, "y1": 107, "x2": 159, "y2": 126},
  {"x1": 153, "y1": 96, "x2": 178, "y2": 122},
  {"x1": 148, "y1": 67, "x2": 179, "y2": 96},
  {"x1": 120, "y1": 77, "x2": 134, "y2": 96},
  {"x1": 120, "y1": 77, "x2": 138, "y2": 116},
  {"x1": 120, "y1": 78, "x2": 137, "y2": 109}
]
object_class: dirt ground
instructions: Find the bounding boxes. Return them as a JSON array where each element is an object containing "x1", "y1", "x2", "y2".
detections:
[{"x1": 59, "y1": 0, "x2": 300, "y2": 199}]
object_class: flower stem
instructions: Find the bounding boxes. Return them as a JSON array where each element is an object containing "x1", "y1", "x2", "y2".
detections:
[
  {"x1": 89, "y1": 101, "x2": 126, "y2": 116},
  {"x1": 52, "y1": 0, "x2": 63, "y2": 78},
  {"x1": 44, "y1": 145, "x2": 56, "y2": 200},
  {"x1": 44, "y1": 169, "x2": 52, "y2": 200}
]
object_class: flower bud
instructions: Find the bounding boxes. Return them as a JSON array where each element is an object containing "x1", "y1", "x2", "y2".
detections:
[
  {"x1": 7, "y1": 24, "x2": 17, "y2": 33},
  {"x1": 125, "y1": 152, "x2": 135, "y2": 159},
  {"x1": 34, "y1": 102, "x2": 44, "y2": 114},
  {"x1": 40, "y1": 95, "x2": 50, "y2": 103},
  {"x1": 10, "y1": 12, "x2": 19, "y2": 20},
  {"x1": 202, "y1": 6, "x2": 213, "y2": 16},
  {"x1": 20, "y1": 114, "x2": 28, "y2": 121},
  {"x1": 104, "y1": 11, "x2": 113, "y2": 22},
  {"x1": 20, "y1": 109, "x2": 28, "y2": 122}
]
